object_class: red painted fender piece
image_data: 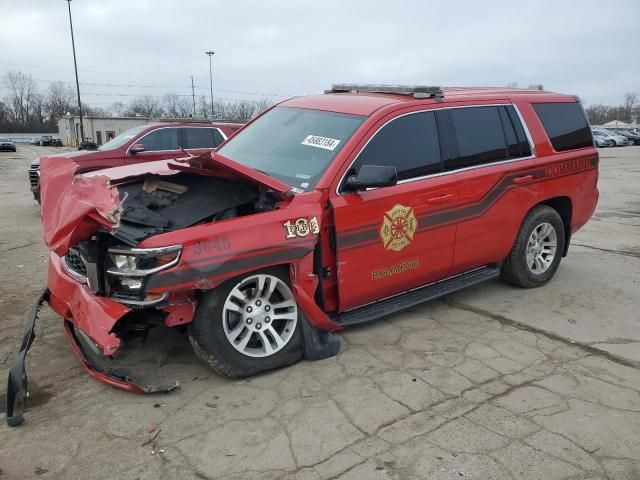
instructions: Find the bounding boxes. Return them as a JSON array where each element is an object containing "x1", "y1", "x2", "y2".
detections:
[
  {"x1": 39, "y1": 156, "x2": 121, "y2": 256},
  {"x1": 290, "y1": 251, "x2": 342, "y2": 332},
  {"x1": 62, "y1": 322, "x2": 144, "y2": 394},
  {"x1": 48, "y1": 252, "x2": 128, "y2": 355}
]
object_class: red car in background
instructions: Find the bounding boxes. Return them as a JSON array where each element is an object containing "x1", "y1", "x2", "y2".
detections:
[{"x1": 29, "y1": 121, "x2": 243, "y2": 201}]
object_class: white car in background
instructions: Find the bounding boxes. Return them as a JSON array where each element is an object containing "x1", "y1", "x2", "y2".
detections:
[{"x1": 592, "y1": 128, "x2": 629, "y2": 146}]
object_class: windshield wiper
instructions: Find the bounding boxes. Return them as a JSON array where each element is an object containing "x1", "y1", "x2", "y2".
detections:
[{"x1": 254, "y1": 168, "x2": 272, "y2": 178}]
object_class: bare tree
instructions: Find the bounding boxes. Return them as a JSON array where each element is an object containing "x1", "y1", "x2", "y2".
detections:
[
  {"x1": 211, "y1": 98, "x2": 273, "y2": 121},
  {"x1": 163, "y1": 93, "x2": 193, "y2": 118},
  {"x1": 124, "y1": 95, "x2": 164, "y2": 117},
  {"x1": 197, "y1": 95, "x2": 209, "y2": 118},
  {"x1": 108, "y1": 101, "x2": 127, "y2": 116},
  {"x1": 30, "y1": 92, "x2": 46, "y2": 126},
  {"x1": 45, "y1": 81, "x2": 75, "y2": 123},
  {"x1": 3, "y1": 70, "x2": 38, "y2": 126},
  {"x1": 620, "y1": 92, "x2": 638, "y2": 123},
  {"x1": 585, "y1": 104, "x2": 611, "y2": 125}
]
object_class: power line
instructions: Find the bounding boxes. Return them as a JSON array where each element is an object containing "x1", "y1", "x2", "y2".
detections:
[
  {"x1": 29, "y1": 78, "x2": 299, "y2": 98},
  {"x1": 0, "y1": 60, "x2": 325, "y2": 91}
]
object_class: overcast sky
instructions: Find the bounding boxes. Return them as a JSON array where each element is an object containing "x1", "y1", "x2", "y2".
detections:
[{"x1": 1, "y1": 0, "x2": 638, "y2": 108}]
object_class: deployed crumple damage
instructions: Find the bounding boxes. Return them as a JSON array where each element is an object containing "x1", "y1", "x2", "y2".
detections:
[
  {"x1": 39, "y1": 152, "x2": 292, "y2": 253},
  {"x1": 5, "y1": 152, "x2": 300, "y2": 426},
  {"x1": 40, "y1": 156, "x2": 122, "y2": 256},
  {"x1": 114, "y1": 173, "x2": 258, "y2": 245}
]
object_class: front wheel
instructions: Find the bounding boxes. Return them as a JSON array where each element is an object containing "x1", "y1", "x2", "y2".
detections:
[
  {"x1": 501, "y1": 205, "x2": 565, "y2": 288},
  {"x1": 188, "y1": 267, "x2": 303, "y2": 378}
]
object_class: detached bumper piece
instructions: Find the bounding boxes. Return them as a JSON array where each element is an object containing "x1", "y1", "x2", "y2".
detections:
[
  {"x1": 63, "y1": 320, "x2": 180, "y2": 395},
  {"x1": 5, "y1": 290, "x2": 180, "y2": 427},
  {"x1": 5, "y1": 289, "x2": 49, "y2": 427}
]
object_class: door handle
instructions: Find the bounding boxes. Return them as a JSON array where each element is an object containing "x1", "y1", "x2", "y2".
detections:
[
  {"x1": 426, "y1": 193, "x2": 454, "y2": 204},
  {"x1": 513, "y1": 175, "x2": 533, "y2": 184}
]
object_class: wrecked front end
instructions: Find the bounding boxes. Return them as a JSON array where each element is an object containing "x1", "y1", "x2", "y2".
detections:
[{"x1": 7, "y1": 153, "x2": 339, "y2": 425}]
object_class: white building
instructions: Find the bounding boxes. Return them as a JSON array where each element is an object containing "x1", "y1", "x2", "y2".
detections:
[{"x1": 58, "y1": 115, "x2": 150, "y2": 147}]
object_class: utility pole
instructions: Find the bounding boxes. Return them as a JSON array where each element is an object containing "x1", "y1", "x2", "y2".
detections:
[
  {"x1": 66, "y1": 0, "x2": 84, "y2": 146},
  {"x1": 205, "y1": 51, "x2": 215, "y2": 119},
  {"x1": 190, "y1": 76, "x2": 196, "y2": 117}
]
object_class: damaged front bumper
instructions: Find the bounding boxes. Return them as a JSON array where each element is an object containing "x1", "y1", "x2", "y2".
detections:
[{"x1": 5, "y1": 254, "x2": 180, "y2": 426}]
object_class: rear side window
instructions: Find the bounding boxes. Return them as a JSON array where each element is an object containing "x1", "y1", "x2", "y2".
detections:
[
  {"x1": 438, "y1": 105, "x2": 531, "y2": 171},
  {"x1": 138, "y1": 128, "x2": 179, "y2": 151},
  {"x1": 351, "y1": 111, "x2": 441, "y2": 181},
  {"x1": 533, "y1": 102, "x2": 592, "y2": 151},
  {"x1": 443, "y1": 106, "x2": 507, "y2": 170},
  {"x1": 182, "y1": 128, "x2": 224, "y2": 149}
]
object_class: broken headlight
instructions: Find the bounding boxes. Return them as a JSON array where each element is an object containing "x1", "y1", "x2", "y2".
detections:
[{"x1": 107, "y1": 245, "x2": 182, "y2": 277}]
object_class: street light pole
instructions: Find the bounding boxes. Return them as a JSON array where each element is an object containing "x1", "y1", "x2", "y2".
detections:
[
  {"x1": 66, "y1": 0, "x2": 84, "y2": 146},
  {"x1": 205, "y1": 51, "x2": 215, "y2": 119}
]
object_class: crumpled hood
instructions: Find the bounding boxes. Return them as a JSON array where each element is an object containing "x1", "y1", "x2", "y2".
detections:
[
  {"x1": 39, "y1": 153, "x2": 292, "y2": 255},
  {"x1": 40, "y1": 156, "x2": 122, "y2": 256}
]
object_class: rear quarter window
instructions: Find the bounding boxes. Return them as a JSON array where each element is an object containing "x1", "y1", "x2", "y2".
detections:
[{"x1": 532, "y1": 102, "x2": 593, "y2": 152}]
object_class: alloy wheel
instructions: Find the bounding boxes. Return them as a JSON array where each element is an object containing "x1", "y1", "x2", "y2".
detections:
[
  {"x1": 525, "y1": 222, "x2": 558, "y2": 274},
  {"x1": 222, "y1": 274, "x2": 298, "y2": 358}
]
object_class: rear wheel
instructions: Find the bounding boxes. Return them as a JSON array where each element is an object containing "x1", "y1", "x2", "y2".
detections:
[
  {"x1": 188, "y1": 267, "x2": 303, "y2": 378},
  {"x1": 501, "y1": 205, "x2": 565, "y2": 288}
]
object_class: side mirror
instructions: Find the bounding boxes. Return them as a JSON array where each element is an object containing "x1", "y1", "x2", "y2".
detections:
[
  {"x1": 129, "y1": 143, "x2": 145, "y2": 154},
  {"x1": 344, "y1": 165, "x2": 398, "y2": 192}
]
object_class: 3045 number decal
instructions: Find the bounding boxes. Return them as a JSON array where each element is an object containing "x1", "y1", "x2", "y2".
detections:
[{"x1": 193, "y1": 237, "x2": 231, "y2": 255}]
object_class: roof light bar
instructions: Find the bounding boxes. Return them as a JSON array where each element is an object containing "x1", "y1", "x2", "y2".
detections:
[{"x1": 327, "y1": 84, "x2": 444, "y2": 99}]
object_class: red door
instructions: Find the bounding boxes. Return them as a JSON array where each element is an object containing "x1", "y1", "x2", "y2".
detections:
[
  {"x1": 451, "y1": 161, "x2": 539, "y2": 274},
  {"x1": 332, "y1": 178, "x2": 458, "y2": 311},
  {"x1": 329, "y1": 109, "x2": 458, "y2": 312},
  {"x1": 437, "y1": 104, "x2": 540, "y2": 275}
]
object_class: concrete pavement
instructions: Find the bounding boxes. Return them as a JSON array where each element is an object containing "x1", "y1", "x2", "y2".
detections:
[{"x1": 0, "y1": 145, "x2": 639, "y2": 479}]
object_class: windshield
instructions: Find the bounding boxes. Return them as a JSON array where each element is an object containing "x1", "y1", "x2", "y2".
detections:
[
  {"x1": 0, "y1": 138, "x2": 10, "y2": 142},
  {"x1": 217, "y1": 107, "x2": 364, "y2": 191},
  {"x1": 98, "y1": 125, "x2": 148, "y2": 151}
]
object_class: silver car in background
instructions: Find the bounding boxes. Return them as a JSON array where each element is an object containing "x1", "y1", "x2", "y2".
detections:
[
  {"x1": 592, "y1": 128, "x2": 630, "y2": 146},
  {"x1": 593, "y1": 131, "x2": 613, "y2": 147},
  {"x1": 0, "y1": 137, "x2": 17, "y2": 152}
]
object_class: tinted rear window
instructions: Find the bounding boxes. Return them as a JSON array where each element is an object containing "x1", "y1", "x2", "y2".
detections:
[
  {"x1": 182, "y1": 127, "x2": 224, "y2": 148},
  {"x1": 533, "y1": 103, "x2": 592, "y2": 151}
]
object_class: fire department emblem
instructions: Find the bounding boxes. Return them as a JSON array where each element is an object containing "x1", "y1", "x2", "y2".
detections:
[{"x1": 380, "y1": 204, "x2": 417, "y2": 252}]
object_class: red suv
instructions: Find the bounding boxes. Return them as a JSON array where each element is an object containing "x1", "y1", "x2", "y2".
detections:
[
  {"x1": 29, "y1": 122, "x2": 243, "y2": 201},
  {"x1": 8, "y1": 85, "x2": 599, "y2": 424}
]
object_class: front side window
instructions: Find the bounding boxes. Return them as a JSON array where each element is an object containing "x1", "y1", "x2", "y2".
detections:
[
  {"x1": 138, "y1": 128, "x2": 179, "y2": 151},
  {"x1": 218, "y1": 107, "x2": 364, "y2": 191},
  {"x1": 348, "y1": 111, "x2": 441, "y2": 183},
  {"x1": 99, "y1": 125, "x2": 147, "y2": 151},
  {"x1": 533, "y1": 102, "x2": 592, "y2": 151},
  {"x1": 182, "y1": 127, "x2": 225, "y2": 149}
]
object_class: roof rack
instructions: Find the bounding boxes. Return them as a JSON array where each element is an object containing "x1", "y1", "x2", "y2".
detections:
[{"x1": 326, "y1": 83, "x2": 444, "y2": 100}]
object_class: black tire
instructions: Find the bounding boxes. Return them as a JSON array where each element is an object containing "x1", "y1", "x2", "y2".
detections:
[
  {"x1": 501, "y1": 205, "x2": 565, "y2": 288},
  {"x1": 188, "y1": 266, "x2": 303, "y2": 378}
]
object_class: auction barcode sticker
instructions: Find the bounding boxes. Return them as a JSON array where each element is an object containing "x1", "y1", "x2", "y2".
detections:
[{"x1": 301, "y1": 135, "x2": 341, "y2": 151}]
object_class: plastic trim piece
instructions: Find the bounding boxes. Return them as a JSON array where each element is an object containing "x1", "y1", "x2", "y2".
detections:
[
  {"x1": 334, "y1": 265, "x2": 501, "y2": 326},
  {"x1": 5, "y1": 289, "x2": 49, "y2": 427}
]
